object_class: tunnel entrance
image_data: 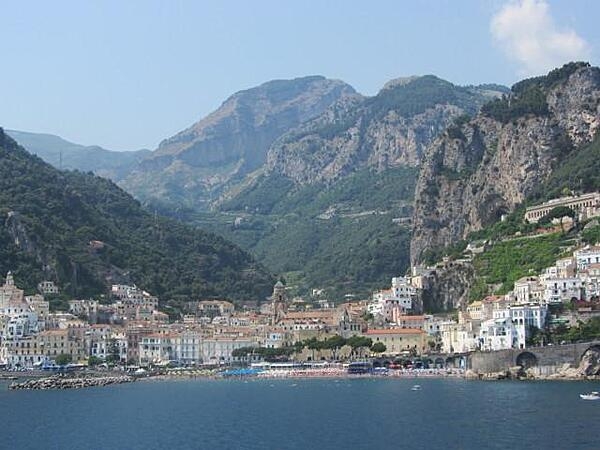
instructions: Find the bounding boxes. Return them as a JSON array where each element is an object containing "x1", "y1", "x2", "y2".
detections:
[{"x1": 516, "y1": 352, "x2": 538, "y2": 369}]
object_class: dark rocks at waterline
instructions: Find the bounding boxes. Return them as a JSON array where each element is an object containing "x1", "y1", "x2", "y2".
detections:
[{"x1": 9, "y1": 375, "x2": 134, "y2": 390}]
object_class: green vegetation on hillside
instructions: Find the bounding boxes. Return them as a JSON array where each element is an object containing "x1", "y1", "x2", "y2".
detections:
[
  {"x1": 202, "y1": 167, "x2": 418, "y2": 299},
  {"x1": 473, "y1": 233, "x2": 569, "y2": 295},
  {"x1": 366, "y1": 75, "x2": 483, "y2": 119},
  {"x1": 552, "y1": 317, "x2": 600, "y2": 343},
  {"x1": 0, "y1": 129, "x2": 273, "y2": 306},
  {"x1": 533, "y1": 131, "x2": 600, "y2": 200},
  {"x1": 481, "y1": 62, "x2": 589, "y2": 123}
]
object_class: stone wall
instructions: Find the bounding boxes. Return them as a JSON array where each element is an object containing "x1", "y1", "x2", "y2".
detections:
[{"x1": 467, "y1": 341, "x2": 600, "y2": 374}]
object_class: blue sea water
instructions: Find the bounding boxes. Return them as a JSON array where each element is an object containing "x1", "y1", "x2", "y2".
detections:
[{"x1": 1, "y1": 377, "x2": 599, "y2": 450}]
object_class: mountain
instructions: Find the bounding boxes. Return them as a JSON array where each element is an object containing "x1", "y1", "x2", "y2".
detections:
[
  {"x1": 191, "y1": 76, "x2": 506, "y2": 298},
  {"x1": 411, "y1": 62, "x2": 600, "y2": 265},
  {"x1": 121, "y1": 76, "x2": 356, "y2": 210},
  {"x1": 265, "y1": 75, "x2": 506, "y2": 184},
  {"x1": 0, "y1": 128, "x2": 273, "y2": 309},
  {"x1": 6, "y1": 130, "x2": 150, "y2": 182}
]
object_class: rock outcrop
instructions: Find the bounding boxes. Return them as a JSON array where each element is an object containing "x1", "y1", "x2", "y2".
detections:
[
  {"x1": 411, "y1": 63, "x2": 600, "y2": 264},
  {"x1": 420, "y1": 260, "x2": 475, "y2": 311},
  {"x1": 122, "y1": 76, "x2": 355, "y2": 209}
]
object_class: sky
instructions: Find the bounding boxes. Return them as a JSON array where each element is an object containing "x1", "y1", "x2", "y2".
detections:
[{"x1": 1, "y1": 0, "x2": 598, "y2": 150}]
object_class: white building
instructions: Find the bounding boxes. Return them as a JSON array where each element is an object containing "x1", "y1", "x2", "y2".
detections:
[
  {"x1": 509, "y1": 303, "x2": 548, "y2": 349},
  {"x1": 37, "y1": 281, "x2": 59, "y2": 295},
  {"x1": 200, "y1": 337, "x2": 257, "y2": 364},
  {"x1": 479, "y1": 315, "x2": 517, "y2": 351},
  {"x1": 178, "y1": 331, "x2": 202, "y2": 366},
  {"x1": 368, "y1": 276, "x2": 416, "y2": 322},
  {"x1": 574, "y1": 246, "x2": 600, "y2": 272},
  {"x1": 580, "y1": 263, "x2": 600, "y2": 299},
  {"x1": 543, "y1": 277, "x2": 583, "y2": 304},
  {"x1": 139, "y1": 334, "x2": 178, "y2": 366},
  {"x1": 513, "y1": 277, "x2": 544, "y2": 303}
]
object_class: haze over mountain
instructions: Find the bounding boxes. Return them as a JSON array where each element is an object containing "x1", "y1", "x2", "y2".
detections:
[{"x1": 6, "y1": 129, "x2": 150, "y2": 182}]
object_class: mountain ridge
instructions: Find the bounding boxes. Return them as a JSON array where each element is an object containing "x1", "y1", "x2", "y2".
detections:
[{"x1": 6, "y1": 129, "x2": 150, "y2": 182}]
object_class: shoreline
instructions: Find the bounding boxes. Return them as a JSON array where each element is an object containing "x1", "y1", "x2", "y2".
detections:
[{"x1": 4, "y1": 367, "x2": 599, "y2": 391}]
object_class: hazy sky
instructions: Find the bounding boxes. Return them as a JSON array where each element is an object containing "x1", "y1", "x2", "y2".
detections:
[{"x1": 1, "y1": 0, "x2": 598, "y2": 150}]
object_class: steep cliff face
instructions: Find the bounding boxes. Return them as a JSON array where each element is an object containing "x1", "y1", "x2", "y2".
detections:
[
  {"x1": 121, "y1": 76, "x2": 355, "y2": 209},
  {"x1": 420, "y1": 261, "x2": 475, "y2": 312},
  {"x1": 411, "y1": 63, "x2": 600, "y2": 264},
  {"x1": 265, "y1": 76, "x2": 505, "y2": 184}
]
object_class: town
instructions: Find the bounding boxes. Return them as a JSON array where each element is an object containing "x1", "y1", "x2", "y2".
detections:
[{"x1": 2, "y1": 194, "x2": 600, "y2": 377}]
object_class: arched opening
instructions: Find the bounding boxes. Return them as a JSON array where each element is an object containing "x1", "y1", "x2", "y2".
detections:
[
  {"x1": 516, "y1": 351, "x2": 538, "y2": 369},
  {"x1": 434, "y1": 357, "x2": 445, "y2": 368}
]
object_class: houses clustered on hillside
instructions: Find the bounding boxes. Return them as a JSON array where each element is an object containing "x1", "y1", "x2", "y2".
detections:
[
  {"x1": 440, "y1": 245, "x2": 600, "y2": 354},
  {"x1": 0, "y1": 272, "x2": 441, "y2": 369}
]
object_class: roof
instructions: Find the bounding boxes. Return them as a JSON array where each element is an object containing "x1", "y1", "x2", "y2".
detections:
[
  {"x1": 482, "y1": 295, "x2": 503, "y2": 303},
  {"x1": 366, "y1": 328, "x2": 425, "y2": 335},
  {"x1": 284, "y1": 311, "x2": 336, "y2": 320}
]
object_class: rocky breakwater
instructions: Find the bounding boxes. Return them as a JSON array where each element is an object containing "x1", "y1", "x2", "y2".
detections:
[
  {"x1": 9, "y1": 374, "x2": 135, "y2": 390},
  {"x1": 543, "y1": 346, "x2": 600, "y2": 381}
]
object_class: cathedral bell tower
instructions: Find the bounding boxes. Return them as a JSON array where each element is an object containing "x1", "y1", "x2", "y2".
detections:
[{"x1": 271, "y1": 281, "x2": 287, "y2": 324}]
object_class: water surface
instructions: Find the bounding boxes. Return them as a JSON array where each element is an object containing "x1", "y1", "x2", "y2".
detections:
[{"x1": 1, "y1": 377, "x2": 599, "y2": 449}]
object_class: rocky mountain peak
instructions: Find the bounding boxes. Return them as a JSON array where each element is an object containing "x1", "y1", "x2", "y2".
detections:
[{"x1": 121, "y1": 76, "x2": 355, "y2": 210}]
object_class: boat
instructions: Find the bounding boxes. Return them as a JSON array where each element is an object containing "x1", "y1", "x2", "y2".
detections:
[
  {"x1": 411, "y1": 385, "x2": 421, "y2": 391},
  {"x1": 579, "y1": 391, "x2": 600, "y2": 400}
]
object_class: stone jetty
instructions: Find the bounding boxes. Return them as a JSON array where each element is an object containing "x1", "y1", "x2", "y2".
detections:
[{"x1": 9, "y1": 375, "x2": 134, "y2": 390}]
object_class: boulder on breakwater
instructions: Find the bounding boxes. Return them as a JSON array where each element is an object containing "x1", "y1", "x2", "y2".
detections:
[{"x1": 9, "y1": 375, "x2": 134, "y2": 390}]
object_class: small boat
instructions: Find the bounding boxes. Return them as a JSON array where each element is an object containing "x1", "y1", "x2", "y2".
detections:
[
  {"x1": 411, "y1": 385, "x2": 421, "y2": 391},
  {"x1": 579, "y1": 391, "x2": 600, "y2": 400}
]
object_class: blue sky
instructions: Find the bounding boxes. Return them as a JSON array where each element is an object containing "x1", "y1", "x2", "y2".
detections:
[{"x1": 1, "y1": 0, "x2": 598, "y2": 150}]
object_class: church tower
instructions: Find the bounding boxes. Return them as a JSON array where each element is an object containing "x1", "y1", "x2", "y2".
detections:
[{"x1": 271, "y1": 281, "x2": 287, "y2": 324}]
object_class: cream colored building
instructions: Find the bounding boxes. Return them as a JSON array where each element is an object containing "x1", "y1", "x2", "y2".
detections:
[{"x1": 364, "y1": 328, "x2": 427, "y2": 355}]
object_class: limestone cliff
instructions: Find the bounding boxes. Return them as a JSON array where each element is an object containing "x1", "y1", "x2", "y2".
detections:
[
  {"x1": 411, "y1": 63, "x2": 600, "y2": 264},
  {"x1": 265, "y1": 76, "x2": 505, "y2": 184},
  {"x1": 420, "y1": 261, "x2": 476, "y2": 311},
  {"x1": 122, "y1": 76, "x2": 355, "y2": 209}
]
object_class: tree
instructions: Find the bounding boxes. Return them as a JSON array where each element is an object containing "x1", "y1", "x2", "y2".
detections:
[
  {"x1": 87, "y1": 355, "x2": 102, "y2": 367},
  {"x1": 55, "y1": 353, "x2": 72, "y2": 366},
  {"x1": 371, "y1": 342, "x2": 386, "y2": 354},
  {"x1": 106, "y1": 338, "x2": 121, "y2": 364},
  {"x1": 538, "y1": 206, "x2": 576, "y2": 232},
  {"x1": 346, "y1": 336, "x2": 373, "y2": 359},
  {"x1": 306, "y1": 337, "x2": 323, "y2": 361},
  {"x1": 323, "y1": 335, "x2": 346, "y2": 360}
]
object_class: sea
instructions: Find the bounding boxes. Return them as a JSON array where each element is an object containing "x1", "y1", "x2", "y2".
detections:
[{"x1": 1, "y1": 377, "x2": 599, "y2": 450}]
